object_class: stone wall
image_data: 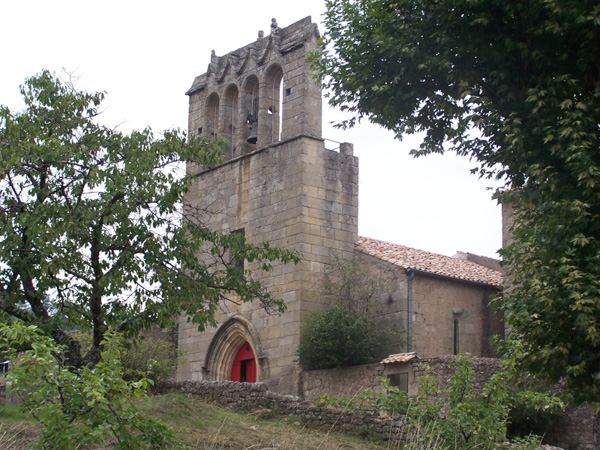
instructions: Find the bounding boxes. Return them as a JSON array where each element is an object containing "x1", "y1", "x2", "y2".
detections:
[
  {"x1": 300, "y1": 356, "x2": 499, "y2": 404},
  {"x1": 545, "y1": 403, "x2": 599, "y2": 449},
  {"x1": 409, "y1": 274, "x2": 503, "y2": 358},
  {"x1": 168, "y1": 355, "x2": 600, "y2": 449},
  {"x1": 420, "y1": 357, "x2": 599, "y2": 449},
  {"x1": 300, "y1": 363, "x2": 384, "y2": 403},
  {"x1": 414, "y1": 355, "x2": 501, "y2": 390},
  {"x1": 157, "y1": 379, "x2": 407, "y2": 441},
  {"x1": 354, "y1": 251, "x2": 504, "y2": 360}
]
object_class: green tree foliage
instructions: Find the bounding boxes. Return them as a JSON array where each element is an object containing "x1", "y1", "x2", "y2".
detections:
[
  {"x1": 0, "y1": 323, "x2": 186, "y2": 449},
  {"x1": 316, "y1": 0, "x2": 600, "y2": 403},
  {"x1": 298, "y1": 306, "x2": 390, "y2": 370},
  {"x1": 0, "y1": 71, "x2": 299, "y2": 368},
  {"x1": 120, "y1": 335, "x2": 179, "y2": 387}
]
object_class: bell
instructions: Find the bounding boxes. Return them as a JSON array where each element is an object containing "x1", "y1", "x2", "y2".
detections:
[{"x1": 247, "y1": 123, "x2": 258, "y2": 144}]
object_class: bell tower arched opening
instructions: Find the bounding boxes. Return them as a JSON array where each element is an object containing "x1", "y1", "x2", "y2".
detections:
[
  {"x1": 264, "y1": 64, "x2": 284, "y2": 144},
  {"x1": 205, "y1": 93, "x2": 220, "y2": 138},
  {"x1": 242, "y1": 76, "x2": 260, "y2": 151},
  {"x1": 222, "y1": 84, "x2": 239, "y2": 159}
]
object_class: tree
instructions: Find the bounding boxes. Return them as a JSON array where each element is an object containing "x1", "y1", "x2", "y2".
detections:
[
  {"x1": 316, "y1": 1, "x2": 600, "y2": 402},
  {"x1": 0, "y1": 71, "x2": 299, "y2": 368}
]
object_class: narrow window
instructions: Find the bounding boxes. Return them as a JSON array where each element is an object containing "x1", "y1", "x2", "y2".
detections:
[
  {"x1": 453, "y1": 319, "x2": 459, "y2": 355},
  {"x1": 230, "y1": 228, "x2": 245, "y2": 271}
]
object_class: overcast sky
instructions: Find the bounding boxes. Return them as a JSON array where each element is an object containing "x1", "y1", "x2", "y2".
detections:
[{"x1": 1, "y1": 0, "x2": 503, "y2": 259}]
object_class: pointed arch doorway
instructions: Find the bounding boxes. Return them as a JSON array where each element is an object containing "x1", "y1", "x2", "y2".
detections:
[
  {"x1": 204, "y1": 316, "x2": 266, "y2": 383},
  {"x1": 230, "y1": 341, "x2": 256, "y2": 383}
]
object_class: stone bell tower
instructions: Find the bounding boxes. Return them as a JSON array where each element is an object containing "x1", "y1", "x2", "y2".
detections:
[
  {"x1": 186, "y1": 17, "x2": 322, "y2": 158},
  {"x1": 177, "y1": 17, "x2": 358, "y2": 395}
]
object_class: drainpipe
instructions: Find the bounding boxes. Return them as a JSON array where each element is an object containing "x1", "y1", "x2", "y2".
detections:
[{"x1": 407, "y1": 269, "x2": 414, "y2": 353}]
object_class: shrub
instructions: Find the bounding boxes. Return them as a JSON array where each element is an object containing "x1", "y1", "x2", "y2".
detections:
[
  {"x1": 315, "y1": 355, "x2": 564, "y2": 449},
  {"x1": 0, "y1": 323, "x2": 185, "y2": 449},
  {"x1": 507, "y1": 400, "x2": 562, "y2": 439},
  {"x1": 121, "y1": 335, "x2": 178, "y2": 387},
  {"x1": 72, "y1": 330, "x2": 179, "y2": 388},
  {"x1": 297, "y1": 306, "x2": 390, "y2": 370},
  {"x1": 317, "y1": 377, "x2": 409, "y2": 417}
]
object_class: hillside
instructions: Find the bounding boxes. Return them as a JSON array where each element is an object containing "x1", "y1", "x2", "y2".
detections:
[{"x1": 0, "y1": 393, "x2": 387, "y2": 449}]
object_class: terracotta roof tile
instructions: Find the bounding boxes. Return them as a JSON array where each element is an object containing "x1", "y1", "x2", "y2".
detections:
[
  {"x1": 356, "y1": 236, "x2": 503, "y2": 287},
  {"x1": 381, "y1": 352, "x2": 419, "y2": 365}
]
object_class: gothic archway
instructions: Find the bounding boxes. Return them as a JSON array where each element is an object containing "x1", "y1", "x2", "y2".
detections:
[{"x1": 203, "y1": 315, "x2": 266, "y2": 382}]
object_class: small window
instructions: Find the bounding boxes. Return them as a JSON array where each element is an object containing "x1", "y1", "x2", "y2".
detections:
[
  {"x1": 454, "y1": 319, "x2": 459, "y2": 355},
  {"x1": 387, "y1": 373, "x2": 409, "y2": 392},
  {"x1": 230, "y1": 229, "x2": 245, "y2": 271}
]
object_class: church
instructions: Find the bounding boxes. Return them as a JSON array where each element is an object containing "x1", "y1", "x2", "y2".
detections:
[{"x1": 176, "y1": 17, "x2": 504, "y2": 397}]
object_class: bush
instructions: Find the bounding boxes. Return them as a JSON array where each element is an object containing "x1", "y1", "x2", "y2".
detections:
[
  {"x1": 297, "y1": 306, "x2": 390, "y2": 370},
  {"x1": 121, "y1": 335, "x2": 178, "y2": 387},
  {"x1": 72, "y1": 330, "x2": 178, "y2": 388},
  {"x1": 315, "y1": 355, "x2": 564, "y2": 449},
  {"x1": 0, "y1": 323, "x2": 185, "y2": 449}
]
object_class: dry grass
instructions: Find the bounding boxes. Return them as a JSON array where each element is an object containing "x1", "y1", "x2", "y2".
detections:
[
  {"x1": 0, "y1": 421, "x2": 40, "y2": 449},
  {"x1": 140, "y1": 393, "x2": 388, "y2": 449},
  {"x1": 0, "y1": 393, "x2": 391, "y2": 450}
]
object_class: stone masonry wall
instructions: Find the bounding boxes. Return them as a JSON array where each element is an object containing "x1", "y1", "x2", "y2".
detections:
[
  {"x1": 299, "y1": 357, "x2": 499, "y2": 405},
  {"x1": 419, "y1": 357, "x2": 599, "y2": 449},
  {"x1": 410, "y1": 275, "x2": 503, "y2": 358},
  {"x1": 301, "y1": 356, "x2": 599, "y2": 449},
  {"x1": 354, "y1": 251, "x2": 504, "y2": 360},
  {"x1": 545, "y1": 403, "x2": 599, "y2": 449},
  {"x1": 301, "y1": 363, "x2": 385, "y2": 403},
  {"x1": 171, "y1": 356, "x2": 599, "y2": 448},
  {"x1": 157, "y1": 379, "x2": 407, "y2": 442}
]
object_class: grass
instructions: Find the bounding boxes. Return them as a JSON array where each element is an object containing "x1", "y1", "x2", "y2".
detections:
[
  {"x1": 140, "y1": 393, "x2": 387, "y2": 449},
  {"x1": 0, "y1": 393, "x2": 390, "y2": 449}
]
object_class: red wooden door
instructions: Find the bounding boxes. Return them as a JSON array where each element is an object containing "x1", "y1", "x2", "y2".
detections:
[{"x1": 230, "y1": 342, "x2": 256, "y2": 383}]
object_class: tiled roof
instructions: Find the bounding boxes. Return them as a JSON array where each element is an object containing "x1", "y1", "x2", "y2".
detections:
[
  {"x1": 381, "y1": 352, "x2": 419, "y2": 365},
  {"x1": 356, "y1": 236, "x2": 503, "y2": 287}
]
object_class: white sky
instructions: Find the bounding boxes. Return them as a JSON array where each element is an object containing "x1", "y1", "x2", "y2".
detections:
[{"x1": 1, "y1": 0, "x2": 502, "y2": 259}]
